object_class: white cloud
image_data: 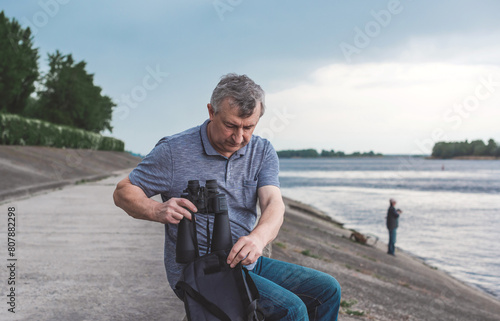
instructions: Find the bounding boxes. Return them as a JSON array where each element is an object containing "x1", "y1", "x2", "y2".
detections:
[
  {"x1": 397, "y1": 33, "x2": 500, "y2": 66},
  {"x1": 258, "y1": 62, "x2": 500, "y2": 154}
]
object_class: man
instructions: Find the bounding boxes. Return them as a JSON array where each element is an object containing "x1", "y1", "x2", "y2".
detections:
[
  {"x1": 386, "y1": 198, "x2": 401, "y2": 256},
  {"x1": 113, "y1": 73, "x2": 341, "y2": 320}
]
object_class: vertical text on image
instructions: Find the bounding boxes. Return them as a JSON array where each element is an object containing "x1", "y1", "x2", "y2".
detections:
[{"x1": 6, "y1": 206, "x2": 17, "y2": 313}]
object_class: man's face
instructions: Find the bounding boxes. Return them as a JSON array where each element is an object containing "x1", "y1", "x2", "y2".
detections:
[{"x1": 206, "y1": 98, "x2": 261, "y2": 158}]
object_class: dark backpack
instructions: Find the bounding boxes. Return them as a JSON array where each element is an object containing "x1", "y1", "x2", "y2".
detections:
[{"x1": 176, "y1": 249, "x2": 264, "y2": 321}]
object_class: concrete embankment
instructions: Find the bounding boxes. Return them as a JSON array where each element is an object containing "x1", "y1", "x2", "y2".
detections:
[
  {"x1": 1, "y1": 146, "x2": 499, "y2": 320},
  {"x1": 0, "y1": 145, "x2": 141, "y2": 201}
]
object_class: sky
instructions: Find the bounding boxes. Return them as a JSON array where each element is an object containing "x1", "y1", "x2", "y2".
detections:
[{"x1": 3, "y1": 0, "x2": 500, "y2": 155}]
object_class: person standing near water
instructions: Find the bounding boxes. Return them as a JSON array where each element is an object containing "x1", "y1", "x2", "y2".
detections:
[{"x1": 386, "y1": 198, "x2": 401, "y2": 256}]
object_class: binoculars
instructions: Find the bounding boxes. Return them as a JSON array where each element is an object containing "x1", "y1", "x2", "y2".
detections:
[{"x1": 176, "y1": 180, "x2": 233, "y2": 264}]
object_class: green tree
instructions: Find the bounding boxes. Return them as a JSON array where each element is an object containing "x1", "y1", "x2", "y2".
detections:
[
  {"x1": 321, "y1": 149, "x2": 336, "y2": 157},
  {"x1": 486, "y1": 139, "x2": 497, "y2": 156},
  {"x1": 36, "y1": 51, "x2": 115, "y2": 133},
  {"x1": 0, "y1": 11, "x2": 39, "y2": 114},
  {"x1": 471, "y1": 140, "x2": 486, "y2": 156},
  {"x1": 277, "y1": 149, "x2": 319, "y2": 158}
]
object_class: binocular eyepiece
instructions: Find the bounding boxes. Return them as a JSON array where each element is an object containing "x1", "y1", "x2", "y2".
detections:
[{"x1": 176, "y1": 180, "x2": 233, "y2": 264}]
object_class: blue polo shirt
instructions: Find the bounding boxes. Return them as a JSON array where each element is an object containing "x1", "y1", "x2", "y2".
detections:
[{"x1": 129, "y1": 119, "x2": 280, "y2": 288}]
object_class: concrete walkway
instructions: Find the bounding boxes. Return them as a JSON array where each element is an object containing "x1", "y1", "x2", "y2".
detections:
[{"x1": 0, "y1": 170, "x2": 184, "y2": 321}]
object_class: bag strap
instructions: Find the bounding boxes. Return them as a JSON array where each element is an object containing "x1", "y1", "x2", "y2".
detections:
[
  {"x1": 247, "y1": 300, "x2": 265, "y2": 321},
  {"x1": 242, "y1": 267, "x2": 265, "y2": 321},
  {"x1": 242, "y1": 267, "x2": 260, "y2": 300},
  {"x1": 176, "y1": 281, "x2": 231, "y2": 321}
]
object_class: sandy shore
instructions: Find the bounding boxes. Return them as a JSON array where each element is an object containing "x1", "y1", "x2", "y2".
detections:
[{"x1": 1, "y1": 147, "x2": 499, "y2": 320}]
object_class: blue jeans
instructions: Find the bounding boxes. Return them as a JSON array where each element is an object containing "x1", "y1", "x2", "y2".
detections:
[
  {"x1": 249, "y1": 256, "x2": 341, "y2": 321},
  {"x1": 388, "y1": 228, "x2": 397, "y2": 254}
]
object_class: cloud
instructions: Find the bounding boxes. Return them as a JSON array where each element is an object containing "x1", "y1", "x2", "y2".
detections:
[
  {"x1": 395, "y1": 33, "x2": 500, "y2": 66},
  {"x1": 259, "y1": 62, "x2": 500, "y2": 154}
]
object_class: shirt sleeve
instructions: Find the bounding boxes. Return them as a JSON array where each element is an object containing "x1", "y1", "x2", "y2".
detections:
[
  {"x1": 129, "y1": 138, "x2": 173, "y2": 198},
  {"x1": 257, "y1": 141, "x2": 280, "y2": 189},
  {"x1": 389, "y1": 206, "x2": 399, "y2": 218}
]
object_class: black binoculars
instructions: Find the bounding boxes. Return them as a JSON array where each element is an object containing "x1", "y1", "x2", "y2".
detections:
[{"x1": 176, "y1": 180, "x2": 233, "y2": 264}]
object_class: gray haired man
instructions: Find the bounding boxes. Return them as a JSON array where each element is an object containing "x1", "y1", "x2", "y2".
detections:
[{"x1": 114, "y1": 73, "x2": 341, "y2": 320}]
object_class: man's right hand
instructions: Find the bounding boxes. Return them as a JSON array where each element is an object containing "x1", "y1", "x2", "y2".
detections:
[
  {"x1": 152, "y1": 197, "x2": 197, "y2": 224},
  {"x1": 114, "y1": 177, "x2": 198, "y2": 224}
]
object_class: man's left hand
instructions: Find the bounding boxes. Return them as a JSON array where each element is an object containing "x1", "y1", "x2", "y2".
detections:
[{"x1": 226, "y1": 234, "x2": 264, "y2": 268}]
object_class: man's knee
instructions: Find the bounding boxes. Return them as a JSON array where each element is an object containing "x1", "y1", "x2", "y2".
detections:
[
  {"x1": 319, "y1": 273, "x2": 341, "y2": 304},
  {"x1": 260, "y1": 290, "x2": 308, "y2": 320},
  {"x1": 286, "y1": 298, "x2": 308, "y2": 320},
  {"x1": 330, "y1": 276, "x2": 341, "y2": 302}
]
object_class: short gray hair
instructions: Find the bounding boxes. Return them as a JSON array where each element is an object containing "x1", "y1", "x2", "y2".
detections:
[{"x1": 210, "y1": 73, "x2": 265, "y2": 118}]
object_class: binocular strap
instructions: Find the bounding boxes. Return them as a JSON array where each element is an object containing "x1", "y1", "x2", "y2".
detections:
[
  {"x1": 189, "y1": 212, "x2": 218, "y2": 259},
  {"x1": 205, "y1": 212, "x2": 211, "y2": 255},
  {"x1": 190, "y1": 212, "x2": 201, "y2": 259}
]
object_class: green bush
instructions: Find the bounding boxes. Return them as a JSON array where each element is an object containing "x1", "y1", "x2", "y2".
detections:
[{"x1": 0, "y1": 112, "x2": 124, "y2": 151}]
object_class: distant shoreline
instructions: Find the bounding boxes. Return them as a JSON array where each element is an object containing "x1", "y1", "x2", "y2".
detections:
[
  {"x1": 279, "y1": 155, "x2": 500, "y2": 160},
  {"x1": 426, "y1": 156, "x2": 500, "y2": 160},
  {"x1": 278, "y1": 156, "x2": 385, "y2": 159}
]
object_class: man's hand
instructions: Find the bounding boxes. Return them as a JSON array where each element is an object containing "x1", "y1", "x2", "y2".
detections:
[
  {"x1": 113, "y1": 177, "x2": 198, "y2": 224},
  {"x1": 226, "y1": 234, "x2": 265, "y2": 268},
  {"x1": 225, "y1": 185, "x2": 285, "y2": 268},
  {"x1": 153, "y1": 198, "x2": 197, "y2": 224}
]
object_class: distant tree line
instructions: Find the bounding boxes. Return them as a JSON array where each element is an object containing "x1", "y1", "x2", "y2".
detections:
[
  {"x1": 0, "y1": 11, "x2": 114, "y2": 133},
  {"x1": 432, "y1": 139, "x2": 500, "y2": 159},
  {"x1": 277, "y1": 149, "x2": 382, "y2": 158}
]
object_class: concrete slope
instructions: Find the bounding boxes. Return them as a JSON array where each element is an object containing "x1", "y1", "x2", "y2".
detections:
[{"x1": 0, "y1": 146, "x2": 141, "y2": 201}]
